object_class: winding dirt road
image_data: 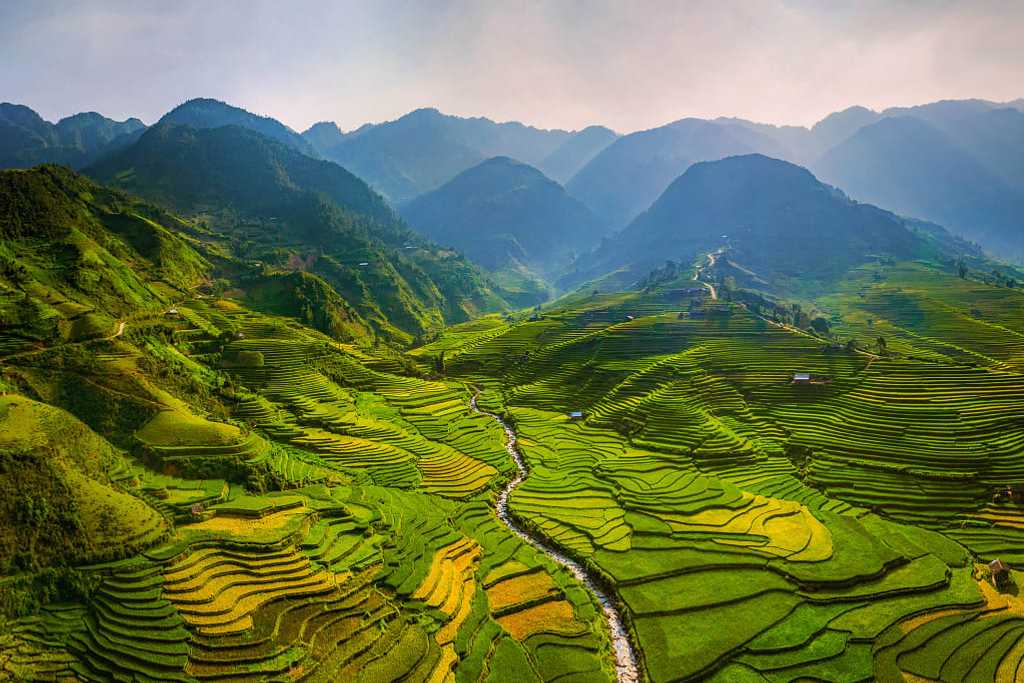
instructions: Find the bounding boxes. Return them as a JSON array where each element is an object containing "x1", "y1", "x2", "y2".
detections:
[{"x1": 694, "y1": 250, "x2": 720, "y2": 300}]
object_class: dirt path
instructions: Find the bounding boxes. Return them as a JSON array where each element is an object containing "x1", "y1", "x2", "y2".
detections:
[
  {"x1": 470, "y1": 393, "x2": 640, "y2": 683},
  {"x1": 694, "y1": 250, "x2": 720, "y2": 300}
]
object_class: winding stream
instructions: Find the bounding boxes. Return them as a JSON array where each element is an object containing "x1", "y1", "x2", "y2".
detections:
[{"x1": 470, "y1": 394, "x2": 640, "y2": 683}]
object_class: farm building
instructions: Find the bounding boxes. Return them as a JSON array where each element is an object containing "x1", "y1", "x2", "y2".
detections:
[
  {"x1": 568, "y1": 411, "x2": 584, "y2": 421},
  {"x1": 791, "y1": 373, "x2": 832, "y2": 385},
  {"x1": 989, "y1": 558, "x2": 1012, "y2": 590},
  {"x1": 166, "y1": 307, "x2": 180, "y2": 317}
]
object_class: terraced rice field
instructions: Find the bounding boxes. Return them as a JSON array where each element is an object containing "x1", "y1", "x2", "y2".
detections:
[
  {"x1": 417, "y1": 272, "x2": 1024, "y2": 680},
  {"x1": 6, "y1": 269, "x2": 1024, "y2": 681}
]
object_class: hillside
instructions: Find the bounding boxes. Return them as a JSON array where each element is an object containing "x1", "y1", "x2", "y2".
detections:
[
  {"x1": 305, "y1": 108, "x2": 574, "y2": 204},
  {"x1": 537, "y1": 125, "x2": 618, "y2": 184},
  {"x1": 559, "y1": 98, "x2": 1024, "y2": 263},
  {"x1": 4, "y1": 124, "x2": 1024, "y2": 683},
  {"x1": 0, "y1": 165, "x2": 208, "y2": 348},
  {"x1": 87, "y1": 123, "x2": 506, "y2": 342},
  {"x1": 566, "y1": 154, "x2": 974, "y2": 293},
  {"x1": 814, "y1": 115, "x2": 1024, "y2": 262},
  {"x1": 403, "y1": 156, "x2": 605, "y2": 275},
  {"x1": 88, "y1": 122, "x2": 391, "y2": 223},
  {"x1": 565, "y1": 118, "x2": 784, "y2": 229},
  {"x1": 0, "y1": 103, "x2": 145, "y2": 170},
  {"x1": 158, "y1": 98, "x2": 318, "y2": 157},
  {"x1": 0, "y1": 395, "x2": 167, "y2": 571}
]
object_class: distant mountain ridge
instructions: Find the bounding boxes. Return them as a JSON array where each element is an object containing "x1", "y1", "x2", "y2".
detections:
[
  {"x1": 87, "y1": 121, "x2": 507, "y2": 342},
  {"x1": 561, "y1": 97, "x2": 1024, "y2": 263},
  {"x1": 536, "y1": 125, "x2": 618, "y2": 184},
  {"x1": 4, "y1": 95, "x2": 1023, "y2": 262},
  {"x1": 159, "y1": 98, "x2": 319, "y2": 158},
  {"x1": 0, "y1": 103, "x2": 145, "y2": 169},
  {"x1": 303, "y1": 108, "x2": 618, "y2": 204},
  {"x1": 403, "y1": 156, "x2": 606, "y2": 274},
  {"x1": 88, "y1": 122, "x2": 391, "y2": 223},
  {"x1": 812, "y1": 106, "x2": 1024, "y2": 262},
  {"x1": 565, "y1": 118, "x2": 783, "y2": 229},
  {"x1": 565, "y1": 154, "x2": 977, "y2": 293}
]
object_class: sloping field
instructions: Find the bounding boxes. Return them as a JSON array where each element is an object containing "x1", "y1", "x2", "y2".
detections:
[
  {"x1": 428, "y1": 272, "x2": 1024, "y2": 680},
  {"x1": 5, "y1": 269, "x2": 1024, "y2": 682}
]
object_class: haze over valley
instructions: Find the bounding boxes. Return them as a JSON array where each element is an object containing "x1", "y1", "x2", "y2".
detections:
[{"x1": 2, "y1": 2, "x2": 1024, "y2": 681}]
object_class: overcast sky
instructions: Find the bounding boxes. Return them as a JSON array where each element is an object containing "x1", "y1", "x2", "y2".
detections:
[{"x1": 2, "y1": 0, "x2": 1021, "y2": 133}]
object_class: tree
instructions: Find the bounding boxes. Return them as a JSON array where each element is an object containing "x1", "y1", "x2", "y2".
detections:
[
  {"x1": 809, "y1": 317, "x2": 831, "y2": 336},
  {"x1": 957, "y1": 259, "x2": 968, "y2": 279},
  {"x1": 876, "y1": 336, "x2": 887, "y2": 354}
]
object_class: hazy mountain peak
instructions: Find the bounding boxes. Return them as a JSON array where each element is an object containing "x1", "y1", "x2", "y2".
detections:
[
  {"x1": 159, "y1": 97, "x2": 318, "y2": 157},
  {"x1": 57, "y1": 110, "x2": 145, "y2": 128},
  {"x1": 314, "y1": 107, "x2": 573, "y2": 204},
  {"x1": 403, "y1": 156, "x2": 605, "y2": 282},
  {"x1": 0, "y1": 102, "x2": 147, "y2": 169},
  {"x1": 565, "y1": 152, "x2": 954, "y2": 292},
  {"x1": 302, "y1": 120, "x2": 346, "y2": 155}
]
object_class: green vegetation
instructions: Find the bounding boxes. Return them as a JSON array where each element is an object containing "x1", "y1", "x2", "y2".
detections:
[
  {"x1": 3, "y1": 123, "x2": 1024, "y2": 682},
  {"x1": 86, "y1": 123, "x2": 508, "y2": 343}
]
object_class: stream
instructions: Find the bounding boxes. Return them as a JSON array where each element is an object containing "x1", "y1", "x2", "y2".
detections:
[{"x1": 470, "y1": 394, "x2": 641, "y2": 683}]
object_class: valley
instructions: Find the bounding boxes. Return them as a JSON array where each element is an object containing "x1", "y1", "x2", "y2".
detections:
[{"x1": 2, "y1": 47, "x2": 1024, "y2": 682}]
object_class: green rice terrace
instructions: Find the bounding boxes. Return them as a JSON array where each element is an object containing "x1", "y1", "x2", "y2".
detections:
[{"x1": 2, "y1": 255, "x2": 1024, "y2": 682}]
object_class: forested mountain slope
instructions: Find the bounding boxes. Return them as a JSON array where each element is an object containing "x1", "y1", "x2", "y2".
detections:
[
  {"x1": 304, "y1": 107, "x2": 577, "y2": 204},
  {"x1": 87, "y1": 123, "x2": 507, "y2": 343},
  {"x1": 0, "y1": 103, "x2": 145, "y2": 170},
  {"x1": 158, "y1": 97, "x2": 319, "y2": 158},
  {"x1": 565, "y1": 154, "x2": 979, "y2": 294}
]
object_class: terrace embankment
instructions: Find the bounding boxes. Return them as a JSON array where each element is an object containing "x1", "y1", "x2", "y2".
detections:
[{"x1": 470, "y1": 393, "x2": 640, "y2": 683}]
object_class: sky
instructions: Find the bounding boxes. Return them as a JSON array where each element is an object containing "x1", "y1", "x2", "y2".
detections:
[{"x1": 1, "y1": 0, "x2": 1022, "y2": 134}]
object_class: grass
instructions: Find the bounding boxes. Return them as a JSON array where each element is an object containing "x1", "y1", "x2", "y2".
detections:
[{"x1": 6, "y1": 257, "x2": 1024, "y2": 681}]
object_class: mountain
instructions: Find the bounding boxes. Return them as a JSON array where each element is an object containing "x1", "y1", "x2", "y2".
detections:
[
  {"x1": 306, "y1": 108, "x2": 573, "y2": 204},
  {"x1": 0, "y1": 103, "x2": 145, "y2": 170},
  {"x1": 557, "y1": 98, "x2": 1024, "y2": 261},
  {"x1": 565, "y1": 118, "x2": 783, "y2": 229},
  {"x1": 0, "y1": 165, "x2": 208, "y2": 347},
  {"x1": 86, "y1": 123, "x2": 505, "y2": 342},
  {"x1": 158, "y1": 98, "x2": 318, "y2": 157},
  {"x1": 808, "y1": 106, "x2": 882, "y2": 153},
  {"x1": 536, "y1": 125, "x2": 618, "y2": 184},
  {"x1": 879, "y1": 98, "x2": 1010, "y2": 130},
  {"x1": 403, "y1": 157, "x2": 605, "y2": 304},
  {"x1": 565, "y1": 154, "x2": 972, "y2": 293},
  {"x1": 88, "y1": 123, "x2": 390, "y2": 223},
  {"x1": 302, "y1": 120, "x2": 346, "y2": 154},
  {"x1": 813, "y1": 115, "x2": 1024, "y2": 262}
]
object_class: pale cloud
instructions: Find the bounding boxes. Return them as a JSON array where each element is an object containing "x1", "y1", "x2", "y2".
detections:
[{"x1": 1, "y1": 0, "x2": 1020, "y2": 132}]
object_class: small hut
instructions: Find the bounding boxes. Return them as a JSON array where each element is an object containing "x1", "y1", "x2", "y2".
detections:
[
  {"x1": 166, "y1": 307, "x2": 180, "y2": 318},
  {"x1": 989, "y1": 558, "x2": 1012, "y2": 590},
  {"x1": 568, "y1": 411, "x2": 584, "y2": 421},
  {"x1": 792, "y1": 373, "x2": 811, "y2": 385}
]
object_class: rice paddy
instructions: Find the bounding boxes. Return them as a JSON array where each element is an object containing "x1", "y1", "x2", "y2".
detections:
[{"x1": 5, "y1": 264, "x2": 1024, "y2": 681}]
